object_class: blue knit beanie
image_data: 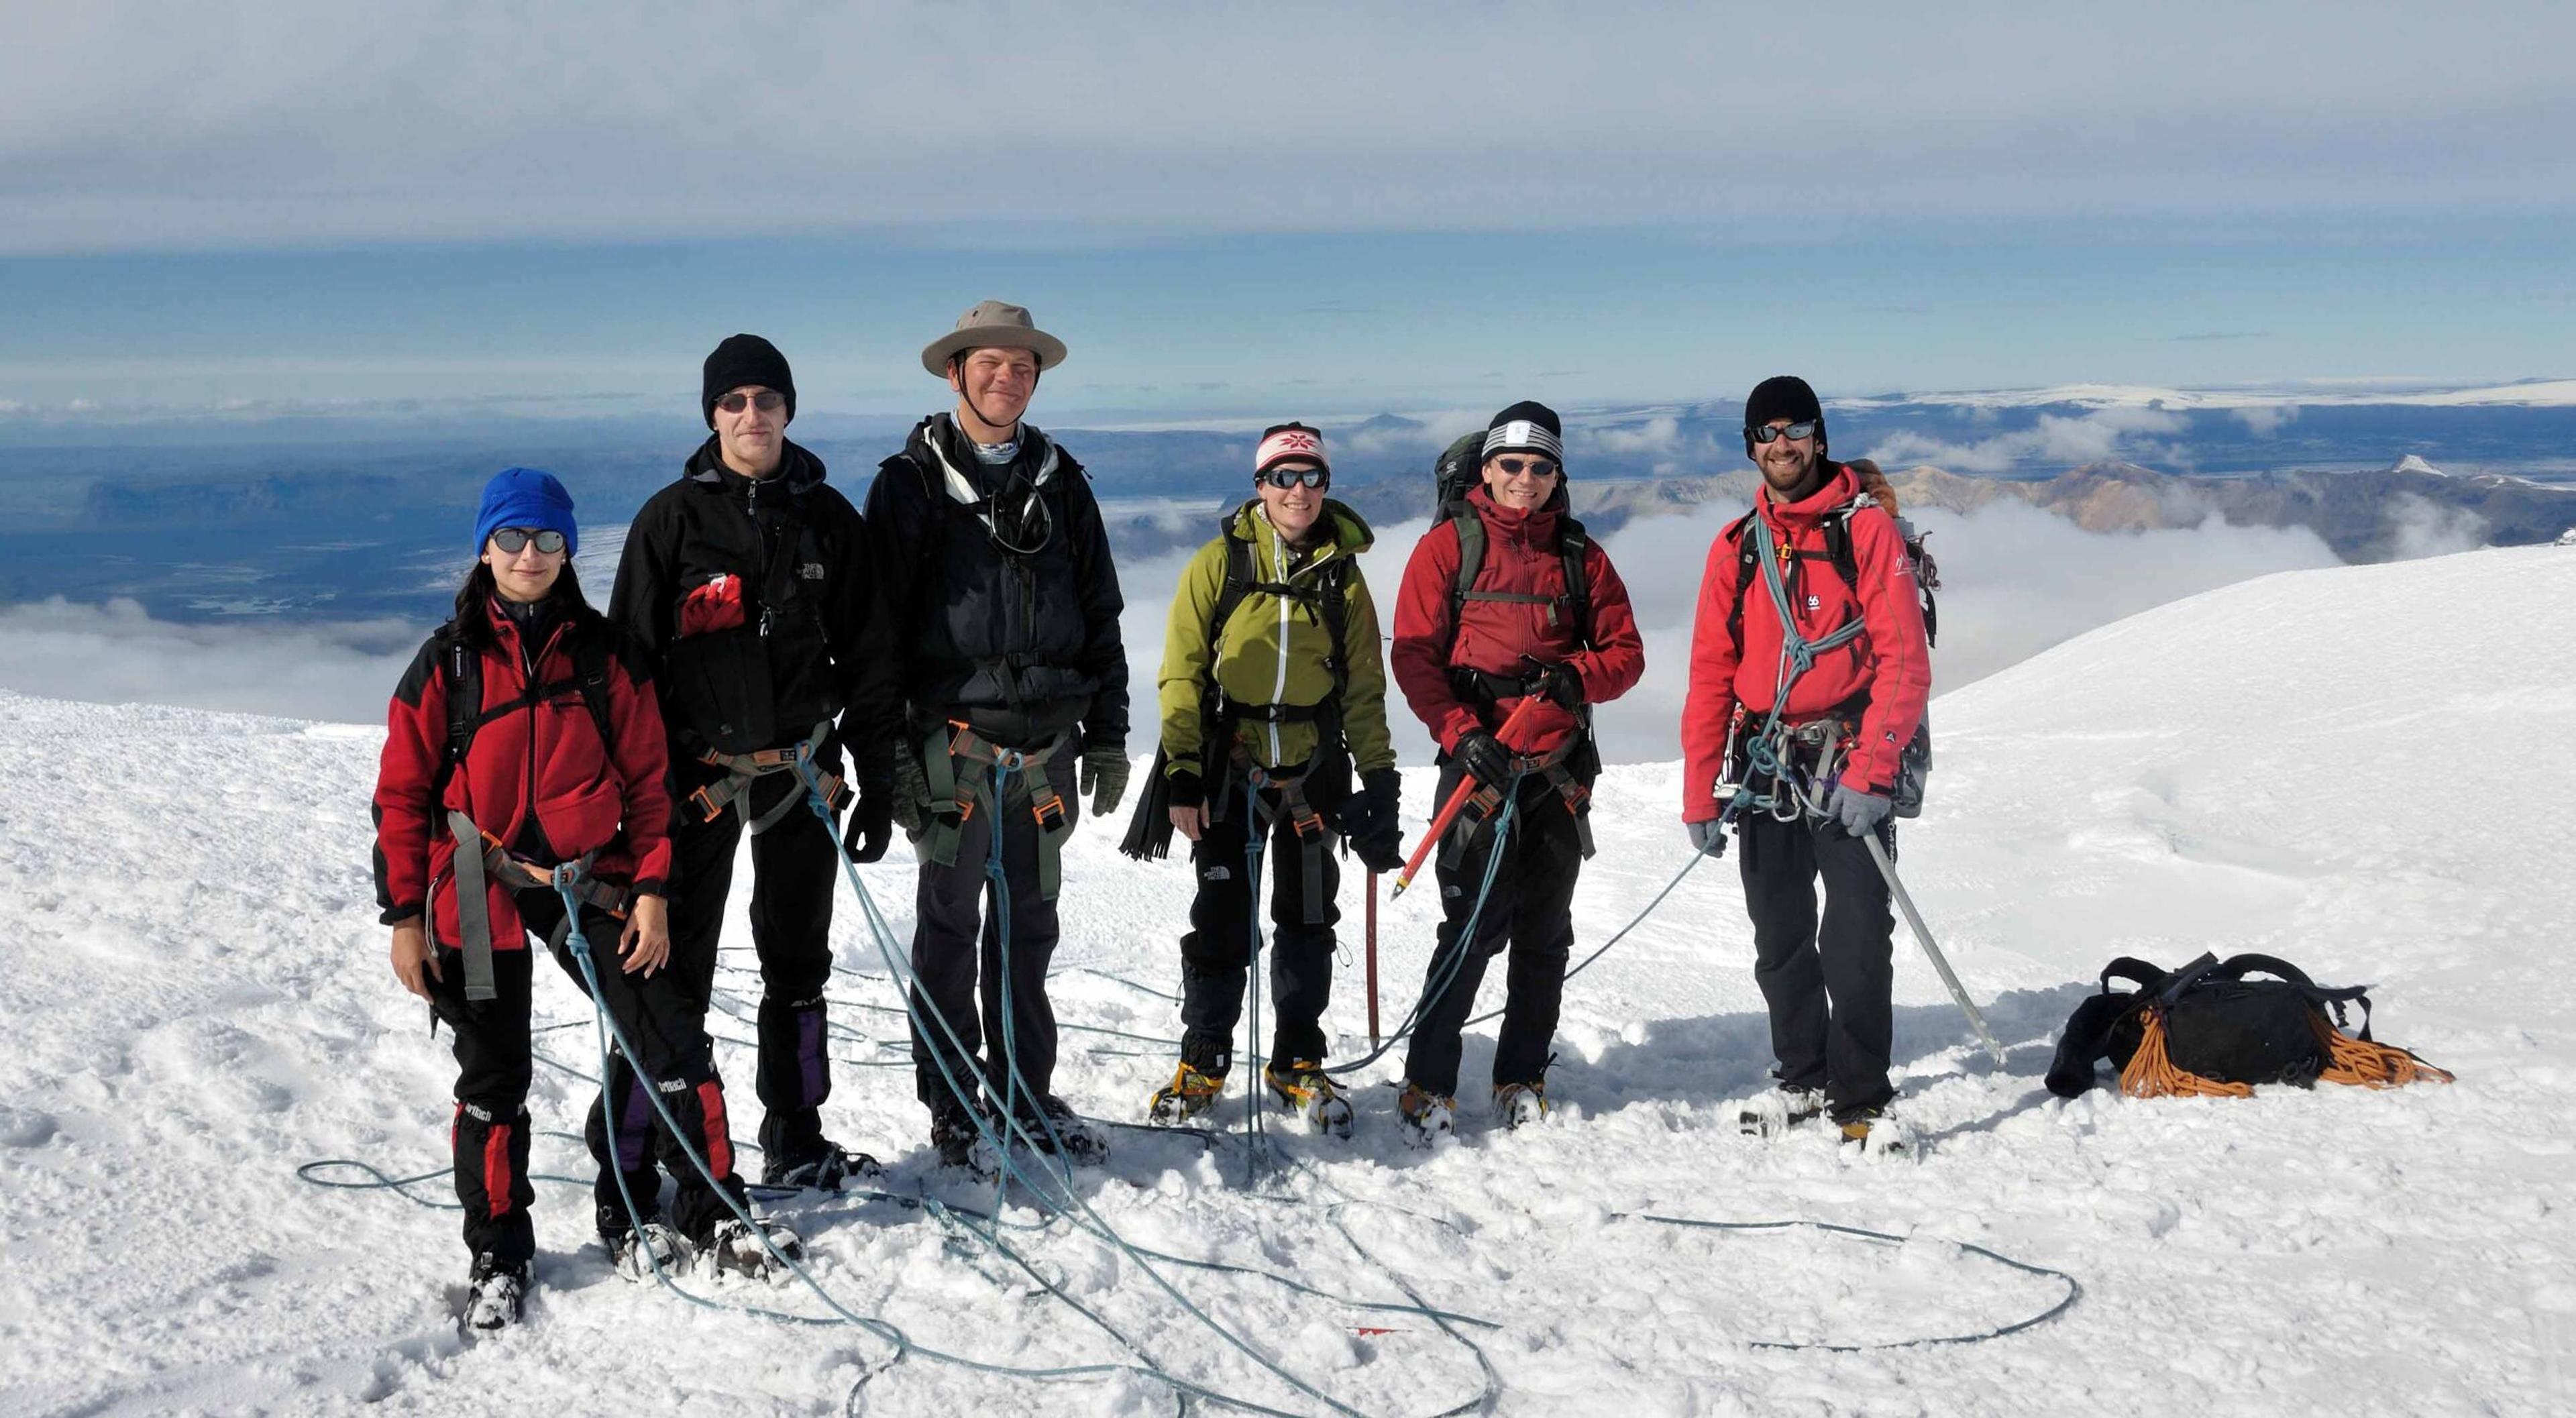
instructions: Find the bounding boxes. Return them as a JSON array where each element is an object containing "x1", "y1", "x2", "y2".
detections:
[{"x1": 472, "y1": 468, "x2": 578, "y2": 559}]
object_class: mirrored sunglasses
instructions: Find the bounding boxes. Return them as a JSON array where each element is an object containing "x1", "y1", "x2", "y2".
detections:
[
  {"x1": 490, "y1": 527, "x2": 567, "y2": 555},
  {"x1": 1258, "y1": 466, "x2": 1329, "y2": 490},
  {"x1": 1748, "y1": 419, "x2": 1819, "y2": 445},
  {"x1": 1493, "y1": 456, "x2": 1560, "y2": 478}
]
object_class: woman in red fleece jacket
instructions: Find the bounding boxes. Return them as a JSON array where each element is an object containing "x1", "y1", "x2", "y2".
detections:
[{"x1": 372, "y1": 468, "x2": 791, "y2": 1333}]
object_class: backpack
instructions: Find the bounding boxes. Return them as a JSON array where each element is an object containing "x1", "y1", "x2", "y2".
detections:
[
  {"x1": 1723, "y1": 472, "x2": 1938, "y2": 814},
  {"x1": 431, "y1": 616, "x2": 616, "y2": 802},
  {"x1": 2045, "y1": 952, "x2": 2452, "y2": 1099}
]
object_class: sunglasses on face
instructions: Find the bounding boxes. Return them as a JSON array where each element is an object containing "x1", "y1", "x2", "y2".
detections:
[
  {"x1": 490, "y1": 527, "x2": 567, "y2": 555},
  {"x1": 715, "y1": 389, "x2": 786, "y2": 415},
  {"x1": 1493, "y1": 456, "x2": 1560, "y2": 478},
  {"x1": 1748, "y1": 420, "x2": 1819, "y2": 445},
  {"x1": 1259, "y1": 466, "x2": 1329, "y2": 490}
]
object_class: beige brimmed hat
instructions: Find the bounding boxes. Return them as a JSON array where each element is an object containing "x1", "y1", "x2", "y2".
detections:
[{"x1": 920, "y1": 300, "x2": 1068, "y2": 376}]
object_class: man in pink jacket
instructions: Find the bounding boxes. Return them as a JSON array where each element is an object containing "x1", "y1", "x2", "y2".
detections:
[{"x1": 1680, "y1": 376, "x2": 1931, "y2": 1146}]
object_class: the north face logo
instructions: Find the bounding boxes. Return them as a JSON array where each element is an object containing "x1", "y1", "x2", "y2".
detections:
[{"x1": 799, "y1": 563, "x2": 826, "y2": 580}]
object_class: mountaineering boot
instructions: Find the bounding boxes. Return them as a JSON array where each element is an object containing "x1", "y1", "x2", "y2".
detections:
[
  {"x1": 605, "y1": 1219, "x2": 683, "y2": 1282},
  {"x1": 1395, "y1": 1081, "x2": 1456, "y2": 1150},
  {"x1": 1264, "y1": 1060, "x2": 1354, "y2": 1138},
  {"x1": 1018, "y1": 1094, "x2": 1110, "y2": 1167},
  {"x1": 1836, "y1": 1104, "x2": 1920, "y2": 1159},
  {"x1": 930, "y1": 1100, "x2": 995, "y2": 1177},
  {"x1": 1493, "y1": 1080, "x2": 1548, "y2": 1130},
  {"x1": 763, "y1": 1143, "x2": 884, "y2": 1192},
  {"x1": 700, "y1": 1216, "x2": 805, "y2": 1280},
  {"x1": 462, "y1": 1252, "x2": 529, "y2": 1334},
  {"x1": 1147, "y1": 1061, "x2": 1227, "y2": 1126},
  {"x1": 1737, "y1": 1083, "x2": 1826, "y2": 1140}
]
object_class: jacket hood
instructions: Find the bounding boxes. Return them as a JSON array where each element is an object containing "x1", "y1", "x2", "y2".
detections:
[
  {"x1": 686, "y1": 435, "x2": 828, "y2": 495},
  {"x1": 1227, "y1": 496, "x2": 1373, "y2": 558},
  {"x1": 1464, "y1": 485, "x2": 1566, "y2": 543},
  {"x1": 1756, "y1": 462, "x2": 1861, "y2": 527}
]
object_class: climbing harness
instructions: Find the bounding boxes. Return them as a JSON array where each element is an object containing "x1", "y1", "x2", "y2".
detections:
[
  {"x1": 918, "y1": 720, "x2": 1074, "y2": 899},
  {"x1": 441, "y1": 818, "x2": 627, "y2": 1002},
  {"x1": 686, "y1": 719, "x2": 845, "y2": 832}
]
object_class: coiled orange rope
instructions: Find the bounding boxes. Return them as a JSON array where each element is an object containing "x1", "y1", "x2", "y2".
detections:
[{"x1": 2118, "y1": 1005, "x2": 2454, "y2": 1099}]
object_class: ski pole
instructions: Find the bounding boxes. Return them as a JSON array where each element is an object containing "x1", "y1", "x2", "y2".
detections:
[
  {"x1": 1859, "y1": 830, "x2": 2008, "y2": 1067},
  {"x1": 1391, "y1": 697, "x2": 1541, "y2": 898},
  {"x1": 1364, "y1": 872, "x2": 1381, "y2": 1050}
]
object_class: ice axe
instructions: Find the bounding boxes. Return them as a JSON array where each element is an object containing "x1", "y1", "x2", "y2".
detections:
[
  {"x1": 1364, "y1": 872, "x2": 1381, "y2": 1050},
  {"x1": 1391, "y1": 696, "x2": 1542, "y2": 899},
  {"x1": 1862, "y1": 830, "x2": 2007, "y2": 1067},
  {"x1": 1813, "y1": 723, "x2": 2006, "y2": 1067}
]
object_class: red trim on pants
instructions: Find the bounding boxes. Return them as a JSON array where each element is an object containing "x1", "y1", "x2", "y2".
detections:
[
  {"x1": 484, "y1": 1122, "x2": 515, "y2": 1217},
  {"x1": 696, "y1": 1082, "x2": 733, "y2": 1179}
]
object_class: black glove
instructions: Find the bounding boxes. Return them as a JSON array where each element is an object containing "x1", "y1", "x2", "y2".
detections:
[
  {"x1": 1525, "y1": 659, "x2": 1585, "y2": 710},
  {"x1": 1451, "y1": 730, "x2": 1511, "y2": 787},
  {"x1": 1340, "y1": 767, "x2": 1406, "y2": 873},
  {"x1": 1165, "y1": 763, "x2": 1205, "y2": 811},
  {"x1": 841, "y1": 747, "x2": 894, "y2": 864}
]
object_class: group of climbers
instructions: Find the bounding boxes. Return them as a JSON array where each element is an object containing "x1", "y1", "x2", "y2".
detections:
[{"x1": 368, "y1": 310, "x2": 1934, "y2": 1331}]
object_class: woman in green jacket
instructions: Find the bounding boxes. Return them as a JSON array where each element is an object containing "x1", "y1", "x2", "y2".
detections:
[{"x1": 1125, "y1": 423, "x2": 1404, "y2": 1136}]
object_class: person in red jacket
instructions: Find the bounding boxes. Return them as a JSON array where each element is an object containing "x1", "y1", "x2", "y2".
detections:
[
  {"x1": 1679, "y1": 378, "x2": 1933, "y2": 1148},
  {"x1": 373, "y1": 469, "x2": 794, "y2": 1333},
  {"x1": 1387, "y1": 402, "x2": 1646, "y2": 1142}
]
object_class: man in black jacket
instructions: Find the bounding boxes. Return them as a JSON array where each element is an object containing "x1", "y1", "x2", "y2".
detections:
[
  {"x1": 866, "y1": 301, "x2": 1129, "y2": 1169},
  {"x1": 608, "y1": 333, "x2": 898, "y2": 1193}
]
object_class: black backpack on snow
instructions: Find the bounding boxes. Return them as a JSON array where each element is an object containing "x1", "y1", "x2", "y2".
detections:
[{"x1": 2046, "y1": 952, "x2": 2451, "y2": 1099}]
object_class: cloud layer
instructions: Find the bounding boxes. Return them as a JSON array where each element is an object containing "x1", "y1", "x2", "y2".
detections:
[{"x1": 8, "y1": 4, "x2": 2573, "y2": 253}]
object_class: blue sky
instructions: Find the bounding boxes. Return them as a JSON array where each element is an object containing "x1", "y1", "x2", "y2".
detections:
[{"x1": 5, "y1": 3, "x2": 2570, "y2": 421}]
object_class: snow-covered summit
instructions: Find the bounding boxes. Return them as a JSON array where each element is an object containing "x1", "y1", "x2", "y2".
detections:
[
  {"x1": 2392, "y1": 453, "x2": 2447, "y2": 476},
  {"x1": 5, "y1": 546, "x2": 2573, "y2": 1415}
]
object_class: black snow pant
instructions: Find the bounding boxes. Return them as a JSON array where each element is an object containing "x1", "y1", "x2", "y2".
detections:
[
  {"x1": 1175, "y1": 775, "x2": 1340, "y2": 1075},
  {"x1": 428, "y1": 888, "x2": 747, "y2": 1266},
  {"x1": 667, "y1": 753, "x2": 844, "y2": 1173},
  {"x1": 1401, "y1": 762, "x2": 1583, "y2": 1099},
  {"x1": 1737, "y1": 811, "x2": 1898, "y2": 1120},
  {"x1": 908, "y1": 747, "x2": 1080, "y2": 1126}
]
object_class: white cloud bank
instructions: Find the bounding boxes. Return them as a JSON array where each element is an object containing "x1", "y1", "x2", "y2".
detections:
[
  {"x1": 6, "y1": 4, "x2": 2573, "y2": 253},
  {"x1": 0, "y1": 502, "x2": 2418, "y2": 773}
]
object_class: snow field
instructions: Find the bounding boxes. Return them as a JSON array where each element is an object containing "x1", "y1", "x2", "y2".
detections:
[{"x1": 3, "y1": 544, "x2": 2572, "y2": 1415}]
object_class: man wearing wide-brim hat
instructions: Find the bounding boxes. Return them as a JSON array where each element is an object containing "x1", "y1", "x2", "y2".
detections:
[{"x1": 864, "y1": 300, "x2": 1130, "y2": 1172}]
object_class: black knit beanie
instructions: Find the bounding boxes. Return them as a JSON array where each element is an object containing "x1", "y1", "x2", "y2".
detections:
[
  {"x1": 1481, "y1": 400, "x2": 1566, "y2": 466},
  {"x1": 1742, "y1": 375, "x2": 1825, "y2": 457},
  {"x1": 702, "y1": 334, "x2": 797, "y2": 428}
]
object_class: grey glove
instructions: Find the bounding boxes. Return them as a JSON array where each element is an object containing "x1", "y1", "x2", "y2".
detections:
[
  {"x1": 891, "y1": 745, "x2": 930, "y2": 836},
  {"x1": 1685, "y1": 817, "x2": 1729, "y2": 859},
  {"x1": 1079, "y1": 746, "x2": 1131, "y2": 816},
  {"x1": 1824, "y1": 780, "x2": 1893, "y2": 839}
]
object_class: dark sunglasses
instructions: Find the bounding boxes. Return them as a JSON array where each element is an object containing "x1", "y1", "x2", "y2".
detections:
[
  {"x1": 1748, "y1": 419, "x2": 1819, "y2": 445},
  {"x1": 1258, "y1": 466, "x2": 1329, "y2": 490},
  {"x1": 490, "y1": 527, "x2": 567, "y2": 555},
  {"x1": 714, "y1": 389, "x2": 786, "y2": 414},
  {"x1": 1493, "y1": 456, "x2": 1560, "y2": 478}
]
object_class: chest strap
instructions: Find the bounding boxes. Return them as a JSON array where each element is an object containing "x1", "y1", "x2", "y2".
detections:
[
  {"x1": 690, "y1": 720, "x2": 846, "y2": 835},
  {"x1": 920, "y1": 721, "x2": 1073, "y2": 900},
  {"x1": 444, "y1": 812, "x2": 631, "y2": 1001}
]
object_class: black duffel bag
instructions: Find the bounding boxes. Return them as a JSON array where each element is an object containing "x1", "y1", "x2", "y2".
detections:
[{"x1": 2047, "y1": 952, "x2": 2447, "y2": 1099}]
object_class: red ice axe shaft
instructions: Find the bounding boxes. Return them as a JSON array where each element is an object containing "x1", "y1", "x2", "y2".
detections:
[{"x1": 1391, "y1": 696, "x2": 1542, "y2": 899}]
